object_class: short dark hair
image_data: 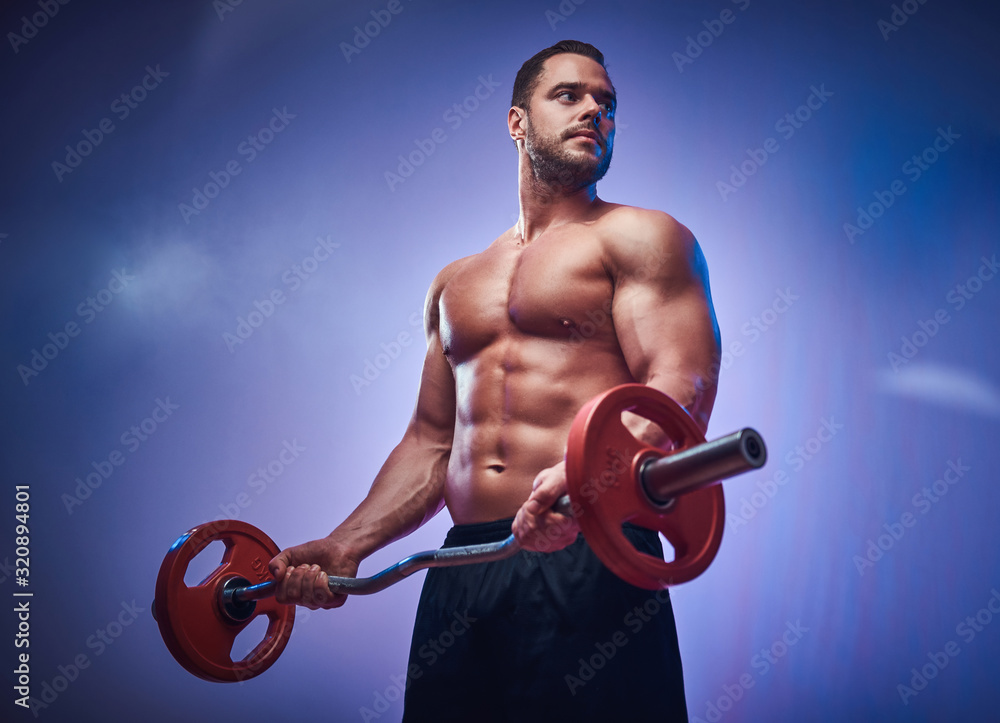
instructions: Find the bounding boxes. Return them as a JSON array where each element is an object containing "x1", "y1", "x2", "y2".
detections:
[{"x1": 510, "y1": 40, "x2": 609, "y2": 112}]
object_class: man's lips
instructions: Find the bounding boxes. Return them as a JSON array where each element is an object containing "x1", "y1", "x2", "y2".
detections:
[
  {"x1": 570, "y1": 129, "x2": 600, "y2": 142},
  {"x1": 569, "y1": 130, "x2": 601, "y2": 148}
]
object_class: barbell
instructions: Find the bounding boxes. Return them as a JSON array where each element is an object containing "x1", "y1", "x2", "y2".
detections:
[{"x1": 154, "y1": 384, "x2": 766, "y2": 682}]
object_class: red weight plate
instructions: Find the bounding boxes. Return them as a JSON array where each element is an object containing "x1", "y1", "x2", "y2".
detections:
[
  {"x1": 566, "y1": 384, "x2": 725, "y2": 589},
  {"x1": 154, "y1": 519, "x2": 295, "y2": 682}
]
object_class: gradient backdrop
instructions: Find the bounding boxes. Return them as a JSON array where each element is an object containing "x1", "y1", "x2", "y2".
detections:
[{"x1": 2, "y1": 0, "x2": 998, "y2": 720}]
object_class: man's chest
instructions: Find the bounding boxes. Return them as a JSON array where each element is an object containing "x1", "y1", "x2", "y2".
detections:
[{"x1": 438, "y1": 232, "x2": 615, "y2": 363}]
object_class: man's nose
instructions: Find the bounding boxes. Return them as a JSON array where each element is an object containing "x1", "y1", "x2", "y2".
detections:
[{"x1": 578, "y1": 95, "x2": 603, "y2": 123}]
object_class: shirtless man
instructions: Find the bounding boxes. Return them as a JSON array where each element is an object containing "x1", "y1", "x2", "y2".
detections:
[{"x1": 270, "y1": 40, "x2": 720, "y2": 721}]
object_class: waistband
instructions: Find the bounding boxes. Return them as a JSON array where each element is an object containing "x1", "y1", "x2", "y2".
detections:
[
  {"x1": 441, "y1": 517, "x2": 655, "y2": 548},
  {"x1": 443, "y1": 518, "x2": 516, "y2": 547}
]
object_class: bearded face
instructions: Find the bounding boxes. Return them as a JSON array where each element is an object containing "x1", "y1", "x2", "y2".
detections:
[{"x1": 523, "y1": 111, "x2": 614, "y2": 192}]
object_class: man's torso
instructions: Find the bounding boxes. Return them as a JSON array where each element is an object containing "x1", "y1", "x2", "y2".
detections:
[{"x1": 439, "y1": 203, "x2": 669, "y2": 522}]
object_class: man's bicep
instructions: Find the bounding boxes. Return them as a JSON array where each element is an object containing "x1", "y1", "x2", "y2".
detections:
[{"x1": 613, "y1": 247, "x2": 721, "y2": 429}]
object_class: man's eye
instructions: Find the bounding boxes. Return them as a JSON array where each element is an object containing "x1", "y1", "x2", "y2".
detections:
[{"x1": 558, "y1": 91, "x2": 575, "y2": 101}]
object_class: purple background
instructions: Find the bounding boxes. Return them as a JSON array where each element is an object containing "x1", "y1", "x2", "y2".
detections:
[{"x1": 2, "y1": 0, "x2": 998, "y2": 720}]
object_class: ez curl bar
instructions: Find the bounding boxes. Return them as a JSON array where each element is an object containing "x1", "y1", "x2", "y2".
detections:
[{"x1": 154, "y1": 384, "x2": 766, "y2": 682}]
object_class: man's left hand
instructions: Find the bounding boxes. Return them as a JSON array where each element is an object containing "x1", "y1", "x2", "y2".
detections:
[{"x1": 512, "y1": 459, "x2": 581, "y2": 552}]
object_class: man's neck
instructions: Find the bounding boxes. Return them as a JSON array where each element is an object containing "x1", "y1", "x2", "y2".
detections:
[{"x1": 514, "y1": 156, "x2": 600, "y2": 244}]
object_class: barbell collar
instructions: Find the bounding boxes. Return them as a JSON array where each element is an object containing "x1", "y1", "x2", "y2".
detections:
[{"x1": 641, "y1": 427, "x2": 766, "y2": 505}]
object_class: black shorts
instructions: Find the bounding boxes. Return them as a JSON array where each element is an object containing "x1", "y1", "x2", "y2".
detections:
[{"x1": 401, "y1": 518, "x2": 688, "y2": 722}]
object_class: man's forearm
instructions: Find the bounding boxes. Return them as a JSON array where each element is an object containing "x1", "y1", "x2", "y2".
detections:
[
  {"x1": 624, "y1": 373, "x2": 716, "y2": 449},
  {"x1": 326, "y1": 432, "x2": 450, "y2": 561}
]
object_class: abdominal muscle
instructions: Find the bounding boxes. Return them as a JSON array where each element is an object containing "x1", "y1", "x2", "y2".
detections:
[{"x1": 443, "y1": 334, "x2": 635, "y2": 524}]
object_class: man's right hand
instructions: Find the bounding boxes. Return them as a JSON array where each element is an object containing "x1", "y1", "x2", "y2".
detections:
[{"x1": 268, "y1": 537, "x2": 361, "y2": 610}]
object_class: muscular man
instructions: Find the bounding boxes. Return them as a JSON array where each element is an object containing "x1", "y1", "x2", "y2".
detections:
[{"x1": 270, "y1": 40, "x2": 720, "y2": 721}]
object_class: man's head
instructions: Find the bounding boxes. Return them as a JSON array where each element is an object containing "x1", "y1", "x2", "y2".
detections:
[{"x1": 509, "y1": 40, "x2": 616, "y2": 191}]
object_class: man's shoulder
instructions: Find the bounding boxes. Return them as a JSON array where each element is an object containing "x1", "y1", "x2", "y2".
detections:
[
  {"x1": 597, "y1": 204, "x2": 697, "y2": 271},
  {"x1": 429, "y1": 226, "x2": 515, "y2": 293},
  {"x1": 429, "y1": 253, "x2": 478, "y2": 295},
  {"x1": 418, "y1": 255, "x2": 474, "y2": 333}
]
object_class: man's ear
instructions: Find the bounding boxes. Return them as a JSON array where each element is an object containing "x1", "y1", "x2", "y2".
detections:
[{"x1": 508, "y1": 106, "x2": 527, "y2": 143}]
